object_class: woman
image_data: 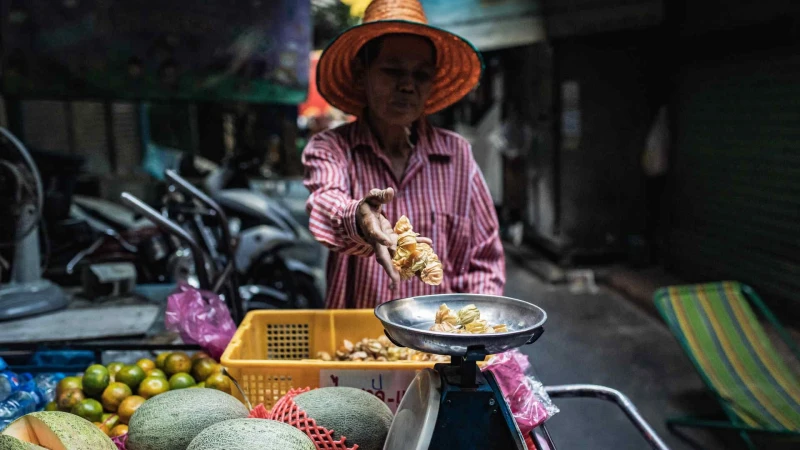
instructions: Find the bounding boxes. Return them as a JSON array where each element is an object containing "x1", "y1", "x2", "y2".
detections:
[{"x1": 303, "y1": 0, "x2": 504, "y2": 308}]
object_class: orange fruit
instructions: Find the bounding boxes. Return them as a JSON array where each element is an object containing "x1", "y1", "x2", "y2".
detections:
[
  {"x1": 163, "y1": 353, "x2": 192, "y2": 376},
  {"x1": 117, "y1": 395, "x2": 146, "y2": 425},
  {"x1": 71, "y1": 398, "x2": 104, "y2": 423},
  {"x1": 56, "y1": 376, "x2": 82, "y2": 398},
  {"x1": 191, "y1": 358, "x2": 217, "y2": 382},
  {"x1": 101, "y1": 382, "x2": 132, "y2": 412},
  {"x1": 110, "y1": 424, "x2": 129, "y2": 437},
  {"x1": 106, "y1": 362, "x2": 125, "y2": 382},
  {"x1": 146, "y1": 368, "x2": 167, "y2": 379},
  {"x1": 136, "y1": 359, "x2": 156, "y2": 373},
  {"x1": 155, "y1": 352, "x2": 172, "y2": 370},
  {"x1": 57, "y1": 388, "x2": 85, "y2": 412},
  {"x1": 137, "y1": 376, "x2": 170, "y2": 399},
  {"x1": 115, "y1": 365, "x2": 146, "y2": 391},
  {"x1": 168, "y1": 373, "x2": 196, "y2": 390},
  {"x1": 94, "y1": 422, "x2": 111, "y2": 436},
  {"x1": 191, "y1": 351, "x2": 211, "y2": 362},
  {"x1": 204, "y1": 373, "x2": 232, "y2": 394}
]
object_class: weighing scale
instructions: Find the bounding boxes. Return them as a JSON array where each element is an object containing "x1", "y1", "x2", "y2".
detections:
[{"x1": 375, "y1": 294, "x2": 547, "y2": 450}]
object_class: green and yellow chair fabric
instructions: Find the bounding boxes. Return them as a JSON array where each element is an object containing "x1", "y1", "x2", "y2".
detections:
[{"x1": 654, "y1": 281, "x2": 800, "y2": 449}]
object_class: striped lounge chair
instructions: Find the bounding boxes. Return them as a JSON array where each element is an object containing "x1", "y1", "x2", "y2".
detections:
[{"x1": 654, "y1": 281, "x2": 800, "y2": 449}]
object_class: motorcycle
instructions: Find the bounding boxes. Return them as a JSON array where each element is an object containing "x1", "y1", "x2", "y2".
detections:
[{"x1": 176, "y1": 154, "x2": 326, "y2": 310}]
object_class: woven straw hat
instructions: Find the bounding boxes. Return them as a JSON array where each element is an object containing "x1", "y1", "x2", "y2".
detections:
[{"x1": 317, "y1": 0, "x2": 484, "y2": 116}]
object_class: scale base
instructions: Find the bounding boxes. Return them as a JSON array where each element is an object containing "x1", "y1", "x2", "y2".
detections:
[
  {"x1": 385, "y1": 360, "x2": 526, "y2": 450},
  {"x1": 429, "y1": 363, "x2": 526, "y2": 450}
]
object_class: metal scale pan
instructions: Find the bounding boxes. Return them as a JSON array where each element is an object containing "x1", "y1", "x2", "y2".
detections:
[{"x1": 375, "y1": 293, "x2": 547, "y2": 357}]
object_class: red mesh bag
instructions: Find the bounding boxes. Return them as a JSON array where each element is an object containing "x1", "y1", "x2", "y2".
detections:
[
  {"x1": 267, "y1": 387, "x2": 357, "y2": 450},
  {"x1": 248, "y1": 404, "x2": 270, "y2": 419}
]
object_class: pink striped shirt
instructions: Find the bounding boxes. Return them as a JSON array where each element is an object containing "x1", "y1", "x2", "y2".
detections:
[{"x1": 303, "y1": 119, "x2": 505, "y2": 309}]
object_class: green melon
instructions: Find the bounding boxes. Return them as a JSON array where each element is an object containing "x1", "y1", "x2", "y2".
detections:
[
  {"x1": 0, "y1": 435, "x2": 48, "y2": 450},
  {"x1": 126, "y1": 386, "x2": 249, "y2": 450},
  {"x1": 292, "y1": 387, "x2": 393, "y2": 450},
  {"x1": 1, "y1": 411, "x2": 116, "y2": 450},
  {"x1": 187, "y1": 418, "x2": 315, "y2": 450}
]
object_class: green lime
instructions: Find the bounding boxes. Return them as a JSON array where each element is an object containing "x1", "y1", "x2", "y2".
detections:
[
  {"x1": 146, "y1": 368, "x2": 167, "y2": 379},
  {"x1": 56, "y1": 376, "x2": 82, "y2": 398},
  {"x1": 115, "y1": 365, "x2": 146, "y2": 391},
  {"x1": 101, "y1": 382, "x2": 133, "y2": 413},
  {"x1": 168, "y1": 373, "x2": 196, "y2": 390},
  {"x1": 137, "y1": 376, "x2": 170, "y2": 399},
  {"x1": 83, "y1": 365, "x2": 110, "y2": 398},
  {"x1": 71, "y1": 398, "x2": 104, "y2": 423},
  {"x1": 45, "y1": 401, "x2": 59, "y2": 411},
  {"x1": 106, "y1": 362, "x2": 125, "y2": 382},
  {"x1": 155, "y1": 352, "x2": 172, "y2": 370}
]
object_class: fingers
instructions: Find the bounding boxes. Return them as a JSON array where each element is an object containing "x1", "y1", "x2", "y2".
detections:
[
  {"x1": 374, "y1": 243, "x2": 399, "y2": 290},
  {"x1": 379, "y1": 215, "x2": 398, "y2": 250},
  {"x1": 364, "y1": 187, "x2": 395, "y2": 207},
  {"x1": 362, "y1": 214, "x2": 393, "y2": 247},
  {"x1": 416, "y1": 236, "x2": 433, "y2": 245}
]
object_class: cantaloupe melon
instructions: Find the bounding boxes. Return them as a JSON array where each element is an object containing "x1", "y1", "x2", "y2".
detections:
[
  {"x1": 1, "y1": 411, "x2": 116, "y2": 450},
  {"x1": 126, "y1": 386, "x2": 249, "y2": 450},
  {"x1": 186, "y1": 418, "x2": 315, "y2": 450},
  {"x1": 291, "y1": 387, "x2": 393, "y2": 450},
  {"x1": 0, "y1": 435, "x2": 48, "y2": 450}
]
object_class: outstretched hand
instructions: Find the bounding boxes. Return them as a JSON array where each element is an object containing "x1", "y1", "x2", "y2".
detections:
[{"x1": 356, "y1": 187, "x2": 432, "y2": 290}]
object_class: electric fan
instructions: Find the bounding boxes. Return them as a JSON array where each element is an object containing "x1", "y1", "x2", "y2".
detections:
[{"x1": 0, "y1": 127, "x2": 68, "y2": 321}]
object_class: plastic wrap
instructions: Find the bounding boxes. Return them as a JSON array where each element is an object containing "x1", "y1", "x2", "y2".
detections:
[
  {"x1": 480, "y1": 349, "x2": 559, "y2": 437},
  {"x1": 165, "y1": 283, "x2": 237, "y2": 360}
]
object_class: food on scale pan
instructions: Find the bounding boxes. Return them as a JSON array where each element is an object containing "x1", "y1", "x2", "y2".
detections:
[
  {"x1": 315, "y1": 335, "x2": 449, "y2": 362},
  {"x1": 1, "y1": 411, "x2": 116, "y2": 450},
  {"x1": 186, "y1": 418, "x2": 315, "y2": 450},
  {"x1": 391, "y1": 216, "x2": 443, "y2": 285},
  {"x1": 429, "y1": 303, "x2": 509, "y2": 334}
]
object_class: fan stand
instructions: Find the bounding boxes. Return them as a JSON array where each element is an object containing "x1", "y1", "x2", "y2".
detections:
[{"x1": 0, "y1": 203, "x2": 68, "y2": 321}]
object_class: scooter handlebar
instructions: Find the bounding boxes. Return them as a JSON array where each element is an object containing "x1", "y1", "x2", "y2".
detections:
[
  {"x1": 164, "y1": 169, "x2": 234, "y2": 257},
  {"x1": 120, "y1": 192, "x2": 212, "y2": 290}
]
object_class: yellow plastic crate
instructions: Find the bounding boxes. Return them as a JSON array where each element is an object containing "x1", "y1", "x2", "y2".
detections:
[{"x1": 221, "y1": 309, "x2": 438, "y2": 412}]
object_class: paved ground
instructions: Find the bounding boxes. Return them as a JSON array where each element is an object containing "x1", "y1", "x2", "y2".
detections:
[{"x1": 503, "y1": 251, "x2": 796, "y2": 450}]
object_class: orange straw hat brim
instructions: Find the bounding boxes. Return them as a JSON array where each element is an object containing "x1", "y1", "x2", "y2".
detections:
[{"x1": 317, "y1": 20, "x2": 484, "y2": 117}]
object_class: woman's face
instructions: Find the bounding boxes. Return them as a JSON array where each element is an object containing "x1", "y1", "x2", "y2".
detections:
[{"x1": 358, "y1": 35, "x2": 436, "y2": 126}]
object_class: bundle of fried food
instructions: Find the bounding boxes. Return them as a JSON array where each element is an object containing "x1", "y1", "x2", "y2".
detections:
[
  {"x1": 391, "y1": 216, "x2": 443, "y2": 286},
  {"x1": 429, "y1": 303, "x2": 509, "y2": 334},
  {"x1": 314, "y1": 335, "x2": 449, "y2": 363}
]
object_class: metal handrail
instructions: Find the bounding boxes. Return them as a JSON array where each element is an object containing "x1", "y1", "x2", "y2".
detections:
[{"x1": 538, "y1": 384, "x2": 671, "y2": 450}]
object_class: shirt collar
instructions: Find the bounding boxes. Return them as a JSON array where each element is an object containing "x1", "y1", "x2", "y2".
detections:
[{"x1": 351, "y1": 117, "x2": 455, "y2": 157}]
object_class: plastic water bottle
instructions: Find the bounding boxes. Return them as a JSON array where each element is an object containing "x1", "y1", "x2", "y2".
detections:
[
  {"x1": 0, "y1": 371, "x2": 22, "y2": 403},
  {"x1": 32, "y1": 373, "x2": 65, "y2": 407},
  {"x1": 0, "y1": 381, "x2": 42, "y2": 431}
]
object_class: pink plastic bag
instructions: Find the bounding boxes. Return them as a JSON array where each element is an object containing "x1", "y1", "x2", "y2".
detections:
[
  {"x1": 165, "y1": 283, "x2": 237, "y2": 360},
  {"x1": 481, "y1": 349, "x2": 558, "y2": 437}
]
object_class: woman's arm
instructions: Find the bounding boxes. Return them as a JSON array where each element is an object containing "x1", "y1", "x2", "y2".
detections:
[{"x1": 302, "y1": 134, "x2": 374, "y2": 257}]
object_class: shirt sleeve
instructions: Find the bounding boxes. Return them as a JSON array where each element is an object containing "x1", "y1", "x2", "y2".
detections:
[
  {"x1": 302, "y1": 133, "x2": 374, "y2": 257},
  {"x1": 458, "y1": 166, "x2": 506, "y2": 295}
]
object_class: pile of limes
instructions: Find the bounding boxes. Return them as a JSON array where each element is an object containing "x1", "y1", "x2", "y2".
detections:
[{"x1": 45, "y1": 351, "x2": 234, "y2": 438}]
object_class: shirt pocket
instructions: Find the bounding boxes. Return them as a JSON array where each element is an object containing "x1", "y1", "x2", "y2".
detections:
[{"x1": 432, "y1": 212, "x2": 471, "y2": 277}]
